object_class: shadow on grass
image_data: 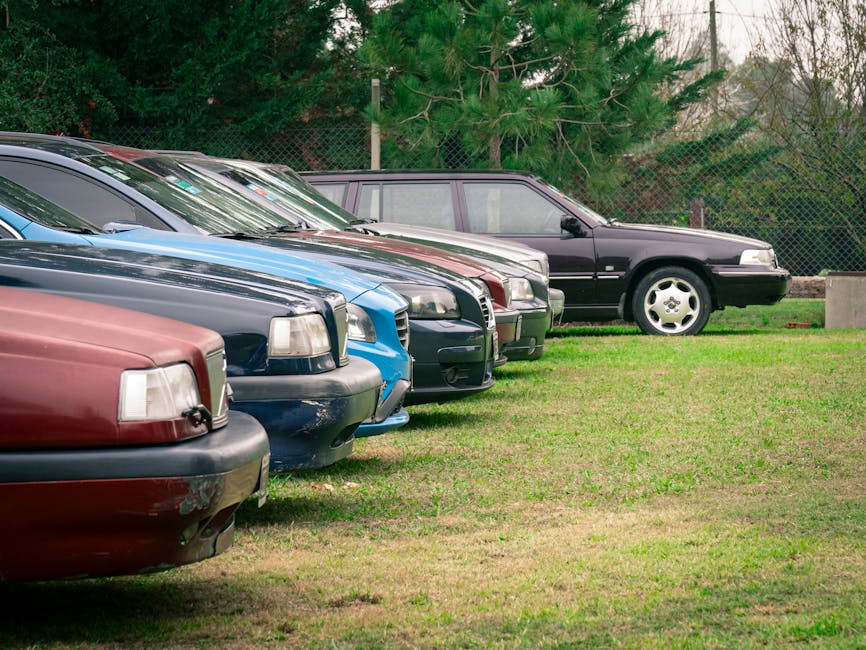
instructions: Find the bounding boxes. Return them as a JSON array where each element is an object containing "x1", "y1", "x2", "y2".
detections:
[
  {"x1": 401, "y1": 410, "x2": 487, "y2": 429},
  {"x1": 551, "y1": 326, "x2": 801, "y2": 338},
  {"x1": 0, "y1": 577, "x2": 264, "y2": 646},
  {"x1": 237, "y1": 447, "x2": 466, "y2": 525},
  {"x1": 550, "y1": 326, "x2": 641, "y2": 338}
]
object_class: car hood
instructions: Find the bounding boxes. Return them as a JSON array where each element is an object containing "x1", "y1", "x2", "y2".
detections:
[
  {"x1": 300, "y1": 230, "x2": 490, "y2": 279},
  {"x1": 606, "y1": 222, "x2": 772, "y2": 249},
  {"x1": 0, "y1": 240, "x2": 339, "y2": 314},
  {"x1": 85, "y1": 227, "x2": 394, "y2": 305},
  {"x1": 359, "y1": 222, "x2": 547, "y2": 270},
  {"x1": 232, "y1": 233, "x2": 470, "y2": 288}
]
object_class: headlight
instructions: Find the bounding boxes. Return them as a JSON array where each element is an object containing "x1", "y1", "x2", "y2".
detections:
[
  {"x1": 347, "y1": 304, "x2": 377, "y2": 342},
  {"x1": 388, "y1": 283, "x2": 460, "y2": 319},
  {"x1": 740, "y1": 248, "x2": 777, "y2": 266},
  {"x1": 119, "y1": 363, "x2": 200, "y2": 421},
  {"x1": 509, "y1": 277, "x2": 535, "y2": 301},
  {"x1": 269, "y1": 314, "x2": 331, "y2": 357}
]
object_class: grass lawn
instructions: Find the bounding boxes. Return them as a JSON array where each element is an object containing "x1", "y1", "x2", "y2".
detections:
[{"x1": 2, "y1": 299, "x2": 864, "y2": 648}]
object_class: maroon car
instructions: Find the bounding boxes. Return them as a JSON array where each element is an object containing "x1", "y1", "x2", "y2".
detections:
[{"x1": 0, "y1": 287, "x2": 270, "y2": 582}]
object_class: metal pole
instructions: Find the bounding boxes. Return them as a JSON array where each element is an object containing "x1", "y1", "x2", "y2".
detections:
[
  {"x1": 709, "y1": 0, "x2": 719, "y2": 112},
  {"x1": 371, "y1": 78, "x2": 381, "y2": 171}
]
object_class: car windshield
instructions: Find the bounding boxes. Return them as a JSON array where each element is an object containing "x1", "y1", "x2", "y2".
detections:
[
  {"x1": 77, "y1": 153, "x2": 282, "y2": 234},
  {"x1": 244, "y1": 165, "x2": 355, "y2": 230},
  {"x1": 540, "y1": 180, "x2": 610, "y2": 226},
  {"x1": 0, "y1": 175, "x2": 102, "y2": 233},
  {"x1": 211, "y1": 164, "x2": 354, "y2": 231}
]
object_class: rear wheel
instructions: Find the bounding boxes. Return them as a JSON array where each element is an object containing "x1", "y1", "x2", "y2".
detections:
[{"x1": 632, "y1": 267, "x2": 711, "y2": 336}]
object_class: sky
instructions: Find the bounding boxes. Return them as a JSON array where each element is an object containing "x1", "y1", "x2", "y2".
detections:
[{"x1": 641, "y1": 0, "x2": 779, "y2": 64}]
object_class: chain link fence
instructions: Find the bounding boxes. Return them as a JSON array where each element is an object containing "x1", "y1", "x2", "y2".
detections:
[{"x1": 104, "y1": 124, "x2": 866, "y2": 277}]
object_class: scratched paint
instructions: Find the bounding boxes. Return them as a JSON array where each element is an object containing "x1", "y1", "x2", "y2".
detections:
[{"x1": 180, "y1": 475, "x2": 225, "y2": 515}]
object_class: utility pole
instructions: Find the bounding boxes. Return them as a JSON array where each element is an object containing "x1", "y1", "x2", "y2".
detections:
[
  {"x1": 709, "y1": 0, "x2": 719, "y2": 112},
  {"x1": 371, "y1": 78, "x2": 381, "y2": 171}
]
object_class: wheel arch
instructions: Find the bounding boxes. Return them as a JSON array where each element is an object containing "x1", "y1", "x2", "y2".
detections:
[{"x1": 621, "y1": 258, "x2": 717, "y2": 322}]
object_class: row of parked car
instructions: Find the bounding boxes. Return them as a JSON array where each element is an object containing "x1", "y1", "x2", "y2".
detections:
[
  {"x1": 0, "y1": 132, "x2": 562, "y2": 582},
  {"x1": 0, "y1": 131, "x2": 790, "y2": 582}
]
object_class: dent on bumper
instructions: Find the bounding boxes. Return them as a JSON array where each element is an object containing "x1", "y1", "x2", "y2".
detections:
[
  {"x1": 0, "y1": 411, "x2": 269, "y2": 582},
  {"x1": 228, "y1": 357, "x2": 382, "y2": 470}
]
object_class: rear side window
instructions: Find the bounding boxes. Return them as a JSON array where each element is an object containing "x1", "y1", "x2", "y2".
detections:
[
  {"x1": 313, "y1": 182, "x2": 348, "y2": 207},
  {"x1": 464, "y1": 182, "x2": 563, "y2": 234},
  {"x1": 358, "y1": 182, "x2": 455, "y2": 229}
]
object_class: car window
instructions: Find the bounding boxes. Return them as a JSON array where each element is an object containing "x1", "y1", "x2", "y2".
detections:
[
  {"x1": 463, "y1": 182, "x2": 563, "y2": 234},
  {"x1": 358, "y1": 182, "x2": 456, "y2": 229},
  {"x1": 0, "y1": 160, "x2": 170, "y2": 230},
  {"x1": 313, "y1": 182, "x2": 348, "y2": 207}
]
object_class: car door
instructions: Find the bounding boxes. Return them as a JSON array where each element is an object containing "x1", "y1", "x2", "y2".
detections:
[{"x1": 456, "y1": 180, "x2": 599, "y2": 317}]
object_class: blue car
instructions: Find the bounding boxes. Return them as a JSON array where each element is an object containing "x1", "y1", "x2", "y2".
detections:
[{"x1": 0, "y1": 157, "x2": 412, "y2": 438}]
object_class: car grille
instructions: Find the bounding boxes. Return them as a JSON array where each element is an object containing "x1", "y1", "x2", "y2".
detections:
[
  {"x1": 333, "y1": 302, "x2": 349, "y2": 366},
  {"x1": 206, "y1": 348, "x2": 230, "y2": 429},
  {"x1": 480, "y1": 295, "x2": 495, "y2": 329},
  {"x1": 395, "y1": 309, "x2": 410, "y2": 349}
]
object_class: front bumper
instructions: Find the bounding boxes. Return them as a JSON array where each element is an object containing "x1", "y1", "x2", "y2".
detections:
[
  {"x1": 712, "y1": 267, "x2": 792, "y2": 307},
  {"x1": 501, "y1": 306, "x2": 550, "y2": 361},
  {"x1": 494, "y1": 307, "x2": 521, "y2": 346},
  {"x1": 405, "y1": 319, "x2": 496, "y2": 405},
  {"x1": 0, "y1": 411, "x2": 269, "y2": 582},
  {"x1": 229, "y1": 357, "x2": 382, "y2": 471},
  {"x1": 357, "y1": 377, "x2": 412, "y2": 438}
]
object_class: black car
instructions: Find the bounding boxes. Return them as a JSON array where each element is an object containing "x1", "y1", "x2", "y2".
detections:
[
  {"x1": 304, "y1": 170, "x2": 792, "y2": 335},
  {"x1": 0, "y1": 240, "x2": 384, "y2": 471}
]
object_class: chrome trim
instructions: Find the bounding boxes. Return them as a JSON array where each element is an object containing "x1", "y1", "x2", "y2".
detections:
[
  {"x1": 479, "y1": 295, "x2": 495, "y2": 329},
  {"x1": 394, "y1": 309, "x2": 410, "y2": 350},
  {"x1": 332, "y1": 303, "x2": 349, "y2": 366},
  {"x1": 205, "y1": 348, "x2": 230, "y2": 428},
  {"x1": 717, "y1": 270, "x2": 788, "y2": 277}
]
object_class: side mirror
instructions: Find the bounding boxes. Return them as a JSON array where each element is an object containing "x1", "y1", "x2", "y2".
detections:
[{"x1": 560, "y1": 214, "x2": 584, "y2": 236}]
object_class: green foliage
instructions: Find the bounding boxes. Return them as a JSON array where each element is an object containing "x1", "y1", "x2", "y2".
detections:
[
  {"x1": 6, "y1": 0, "x2": 371, "y2": 148},
  {"x1": 0, "y1": 19, "x2": 120, "y2": 134},
  {"x1": 362, "y1": 0, "x2": 714, "y2": 199}
]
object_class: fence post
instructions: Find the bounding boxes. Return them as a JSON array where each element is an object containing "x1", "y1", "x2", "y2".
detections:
[
  {"x1": 689, "y1": 199, "x2": 705, "y2": 229},
  {"x1": 371, "y1": 78, "x2": 381, "y2": 170}
]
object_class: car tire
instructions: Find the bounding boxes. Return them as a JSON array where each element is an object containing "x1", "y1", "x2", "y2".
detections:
[{"x1": 632, "y1": 267, "x2": 711, "y2": 336}]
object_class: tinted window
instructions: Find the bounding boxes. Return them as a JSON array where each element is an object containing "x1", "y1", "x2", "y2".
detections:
[
  {"x1": 312, "y1": 182, "x2": 347, "y2": 207},
  {"x1": 358, "y1": 183, "x2": 455, "y2": 229},
  {"x1": 464, "y1": 182, "x2": 563, "y2": 234},
  {"x1": 0, "y1": 160, "x2": 169, "y2": 230},
  {"x1": 0, "y1": 175, "x2": 99, "y2": 233}
]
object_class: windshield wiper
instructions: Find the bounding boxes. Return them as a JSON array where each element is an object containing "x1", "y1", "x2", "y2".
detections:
[
  {"x1": 56, "y1": 225, "x2": 100, "y2": 235},
  {"x1": 211, "y1": 231, "x2": 264, "y2": 240},
  {"x1": 262, "y1": 223, "x2": 307, "y2": 235}
]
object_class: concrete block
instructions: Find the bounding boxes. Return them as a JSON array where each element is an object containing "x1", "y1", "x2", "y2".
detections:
[{"x1": 825, "y1": 272, "x2": 866, "y2": 328}]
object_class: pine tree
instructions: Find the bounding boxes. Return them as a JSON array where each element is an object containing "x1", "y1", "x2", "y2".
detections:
[{"x1": 361, "y1": 0, "x2": 715, "y2": 197}]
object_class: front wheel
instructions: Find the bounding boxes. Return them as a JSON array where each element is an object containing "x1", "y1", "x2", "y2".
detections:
[{"x1": 632, "y1": 267, "x2": 711, "y2": 336}]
